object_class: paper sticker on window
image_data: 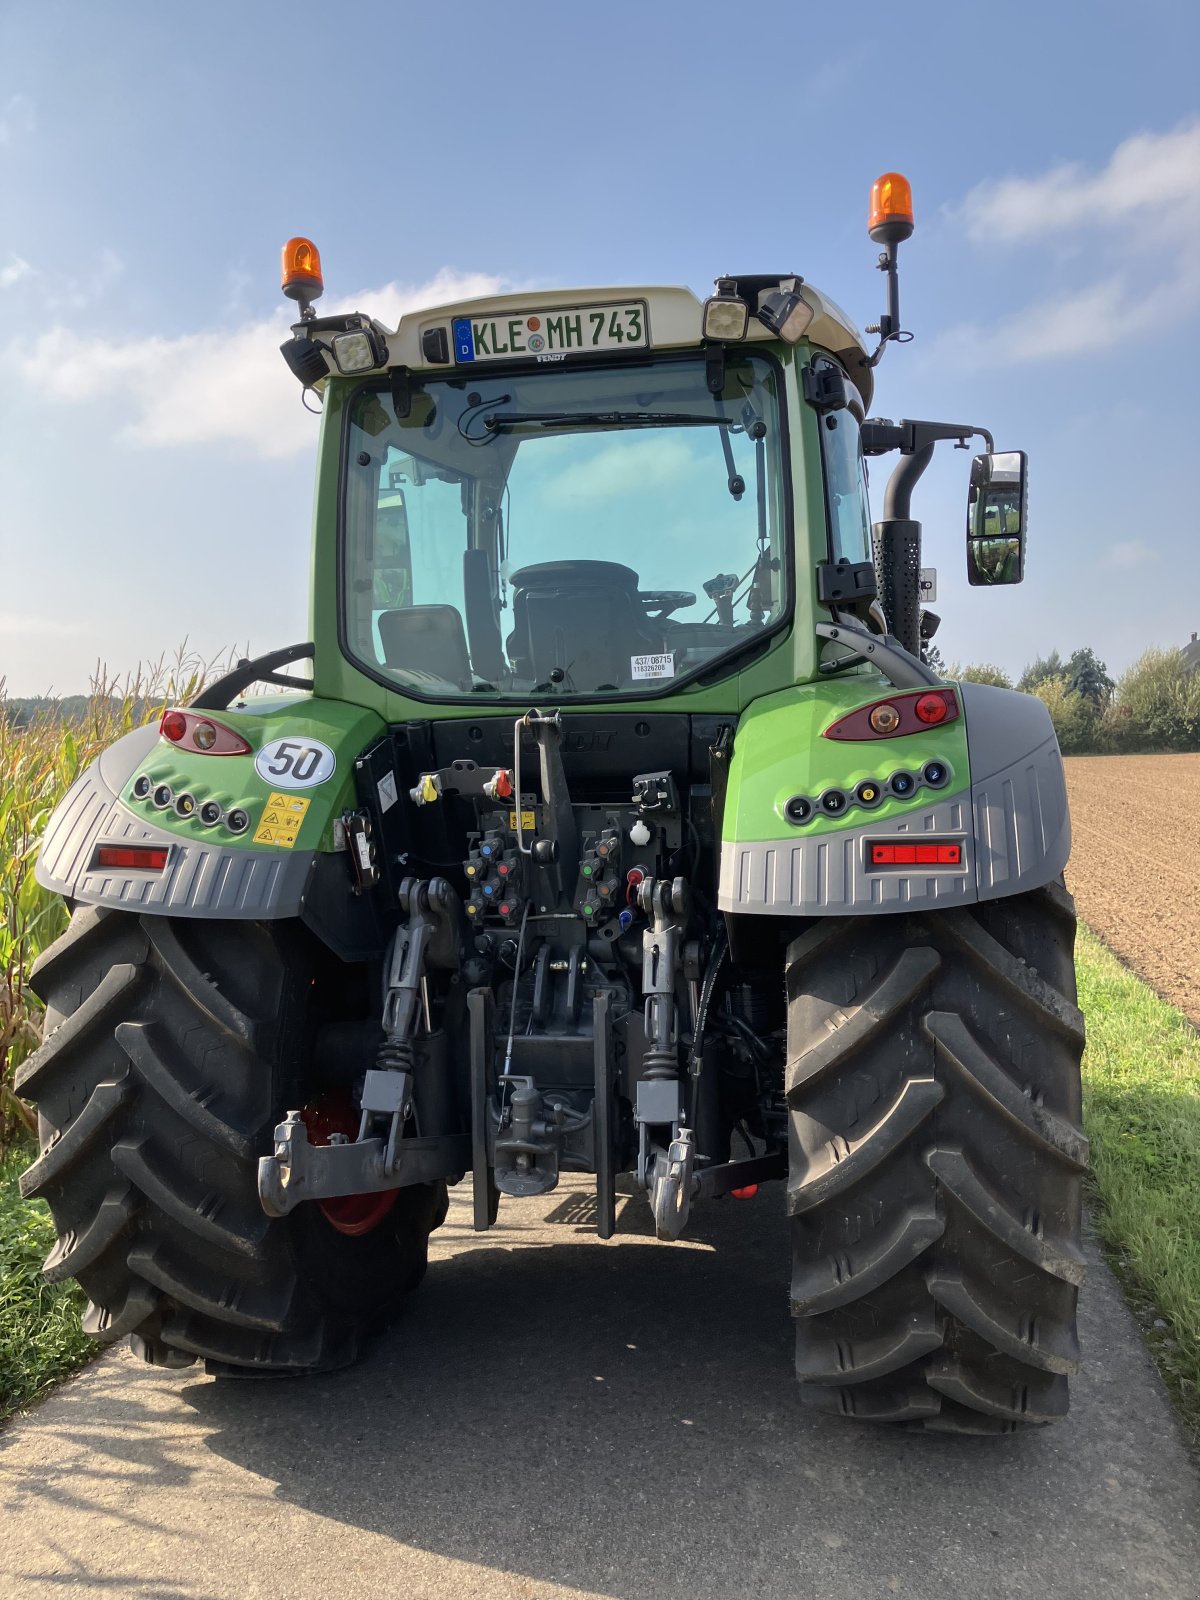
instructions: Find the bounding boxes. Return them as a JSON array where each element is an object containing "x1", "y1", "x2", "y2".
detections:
[{"x1": 631, "y1": 654, "x2": 675, "y2": 681}]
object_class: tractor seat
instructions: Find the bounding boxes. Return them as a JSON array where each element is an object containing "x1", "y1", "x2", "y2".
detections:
[
  {"x1": 378, "y1": 605, "x2": 473, "y2": 687},
  {"x1": 505, "y1": 561, "x2": 663, "y2": 689}
]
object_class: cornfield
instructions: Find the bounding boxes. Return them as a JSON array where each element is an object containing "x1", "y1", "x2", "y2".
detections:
[{"x1": 0, "y1": 652, "x2": 229, "y2": 1154}]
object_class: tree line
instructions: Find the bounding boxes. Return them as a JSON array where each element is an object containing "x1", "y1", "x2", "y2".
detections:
[{"x1": 925, "y1": 644, "x2": 1200, "y2": 755}]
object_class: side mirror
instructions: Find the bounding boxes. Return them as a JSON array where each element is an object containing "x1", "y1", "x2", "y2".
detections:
[{"x1": 966, "y1": 450, "x2": 1026, "y2": 585}]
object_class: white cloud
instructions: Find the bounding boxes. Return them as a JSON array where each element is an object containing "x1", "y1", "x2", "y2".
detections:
[
  {"x1": 0, "y1": 94, "x2": 35, "y2": 146},
  {"x1": 935, "y1": 120, "x2": 1200, "y2": 370},
  {"x1": 10, "y1": 269, "x2": 507, "y2": 460},
  {"x1": 0, "y1": 255, "x2": 32, "y2": 289},
  {"x1": 538, "y1": 434, "x2": 697, "y2": 508},
  {"x1": 958, "y1": 120, "x2": 1200, "y2": 243},
  {"x1": 933, "y1": 276, "x2": 1151, "y2": 367},
  {"x1": 1105, "y1": 539, "x2": 1154, "y2": 570},
  {"x1": 0, "y1": 613, "x2": 82, "y2": 638},
  {"x1": 42, "y1": 247, "x2": 124, "y2": 311}
]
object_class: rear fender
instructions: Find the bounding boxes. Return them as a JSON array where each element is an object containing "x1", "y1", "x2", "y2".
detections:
[
  {"x1": 717, "y1": 678, "x2": 1069, "y2": 915},
  {"x1": 35, "y1": 697, "x2": 386, "y2": 919}
]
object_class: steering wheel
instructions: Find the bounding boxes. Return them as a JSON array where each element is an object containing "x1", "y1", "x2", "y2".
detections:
[{"x1": 639, "y1": 590, "x2": 696, "y2": 619}]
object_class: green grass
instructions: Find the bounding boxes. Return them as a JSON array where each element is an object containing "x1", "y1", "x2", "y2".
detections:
[
  {"x1": 1077, "y1": 924, "x2": 1200, "y2": 1439},
  {"x1": 0, "y1": 1141, "x2": 93, "y2": 1422}
]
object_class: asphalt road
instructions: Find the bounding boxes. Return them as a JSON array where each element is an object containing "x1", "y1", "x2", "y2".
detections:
[{"x1": 2, "y1": 1179, "x2": 1198, "y2": 1600}]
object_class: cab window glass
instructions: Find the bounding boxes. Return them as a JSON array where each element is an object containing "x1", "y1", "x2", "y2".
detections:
[
  {"x1": 342, "y1": 352, "x2": 789, "y2": 700},
  {"x1": 820, "y1": 408, "x2": 872, "y2": 564}
]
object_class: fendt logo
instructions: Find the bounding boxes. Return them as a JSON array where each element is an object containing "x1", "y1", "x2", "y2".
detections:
[{"x1": 517, "y1": 730, "x2": 617, "y2": 753}]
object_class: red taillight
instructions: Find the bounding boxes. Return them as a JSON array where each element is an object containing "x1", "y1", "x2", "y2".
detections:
[
  {"x1": 869, "y1": 842, "x2": 963, "y2": 867},
  {"x1": 731, "y1": 1184, "x2": 759, "y2": 1200},
  {"x1": 94, "y1": 845, "x2": 169, "y2": 871},
  {"x1": 158, "y1": 708, "x2": 251, "y2": 755},
  {"x1": 914, "y1": 692, "x2": 950, "y2": 725},
  {"x1": 824, "y1": 688, "x2": 960, "y2": 741}
]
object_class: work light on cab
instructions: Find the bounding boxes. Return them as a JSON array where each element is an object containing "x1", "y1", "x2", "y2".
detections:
[
  {"x1": 330, "y1": 329, "x2": 383, "y2": 374},
  {"x1": 756, "y1": 276, "x2": 814, "y2": 343},
  {"x1": 701, "y1": 279, "x2": 750, "y2": 341}
]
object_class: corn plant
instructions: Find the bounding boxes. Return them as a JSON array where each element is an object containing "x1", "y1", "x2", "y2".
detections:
[{"x1": 0, "y1": 649, "x2": 232, "y2": 1153}]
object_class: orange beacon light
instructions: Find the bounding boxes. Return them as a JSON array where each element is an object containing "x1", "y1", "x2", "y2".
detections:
[
  {"x1": 869, "y1": 173, "x2": 915, "y2": 245},
  {"x1": 281, "y1": 237, "x2": 324, "y2": 309}
]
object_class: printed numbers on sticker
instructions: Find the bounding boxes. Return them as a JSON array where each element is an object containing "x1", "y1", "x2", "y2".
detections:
[
  {"x1": 630, "y1": 653, "x2": 675, "y2": 681},
  {"x1": 254, "y1": 737, "x2": 336, "y2": 790}
]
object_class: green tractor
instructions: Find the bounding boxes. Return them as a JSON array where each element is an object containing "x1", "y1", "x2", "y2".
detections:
[{"x1": 20, "y1": 174, "x2": 1085, "y2": 1432}]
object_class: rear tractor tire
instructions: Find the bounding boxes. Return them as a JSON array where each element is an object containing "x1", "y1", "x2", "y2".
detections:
[
  {"x1": 785, "y1": 883, "x2": 1087, "y2": 1434},
  {"x1": 17, "y1": 906, "x2": 447, "y2": 1375}
]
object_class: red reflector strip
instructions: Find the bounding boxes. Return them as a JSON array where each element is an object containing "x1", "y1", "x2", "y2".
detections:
[
  {"x1": 95, "y1": 845, "x2": 169, "y2": 871},
  {"x1": 869, "y1": 842, "x2": 963, "y2": 867}
]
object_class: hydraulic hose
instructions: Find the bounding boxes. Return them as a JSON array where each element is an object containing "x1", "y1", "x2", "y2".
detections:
[{"x1": 688, "y1": 922, "x2": 729, "y2": 1079}]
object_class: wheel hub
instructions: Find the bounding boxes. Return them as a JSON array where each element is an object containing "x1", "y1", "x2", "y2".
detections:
[{"x1": 299, "y1": 1094, "x2": 398, "y2": 1236}]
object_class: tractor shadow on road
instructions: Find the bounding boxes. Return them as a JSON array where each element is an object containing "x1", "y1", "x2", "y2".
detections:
[
  {"x1": 174, "y1": 1186, "x2": 1200, "y2": 1600},
  {"x1": 176, "y1": 1190, "x2": 1200, "y2": 1600}
]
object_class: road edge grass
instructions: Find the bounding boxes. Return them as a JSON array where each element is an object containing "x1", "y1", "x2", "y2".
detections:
[
  {"x1": 1076, "y1": 923, "x2": 1200, "y2": 1444},
  {"x1": 1, "y1": 1140, "x2": 93, "y2": 1424}
]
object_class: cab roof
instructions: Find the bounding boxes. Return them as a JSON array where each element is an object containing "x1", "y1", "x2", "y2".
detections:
[{"x1": 377, "y1": 281, "x2": 875, "y2": 410}]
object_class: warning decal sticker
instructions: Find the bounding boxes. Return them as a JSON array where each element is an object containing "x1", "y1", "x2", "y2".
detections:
[{"x1": 253, "y1": 792, "x2": 311, "y2": 849}]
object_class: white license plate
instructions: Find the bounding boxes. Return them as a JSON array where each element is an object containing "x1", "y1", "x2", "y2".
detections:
[{"x1": 452, "y1": 302, "x2": 647, "y2": 363}]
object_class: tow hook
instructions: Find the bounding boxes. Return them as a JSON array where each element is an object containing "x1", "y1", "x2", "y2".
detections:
[{"x1": 650, "y1": 1126, "x2": 696, "y2": 1240}]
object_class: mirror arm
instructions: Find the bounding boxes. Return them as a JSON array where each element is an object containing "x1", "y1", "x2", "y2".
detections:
[
  {"x1": 862, "y1": 418, "x2": 995, "y2": 458},
  {"x1": 816, "y1": 619, "x2": 941, "y2": 689}
]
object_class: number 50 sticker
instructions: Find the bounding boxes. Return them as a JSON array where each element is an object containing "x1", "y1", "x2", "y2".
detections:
[{"x1": 254, "y1": 737, "x2": 337, "y2": 790}]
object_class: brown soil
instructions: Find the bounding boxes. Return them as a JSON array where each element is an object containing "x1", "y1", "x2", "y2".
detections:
[{"x1": 1064, "y1": 754, "x2": 1200, "y2": 1027}]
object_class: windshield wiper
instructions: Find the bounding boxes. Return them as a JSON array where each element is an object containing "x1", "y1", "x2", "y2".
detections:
[{"x1": 482, "y1": 410, "x2": 743, "y2": 433}]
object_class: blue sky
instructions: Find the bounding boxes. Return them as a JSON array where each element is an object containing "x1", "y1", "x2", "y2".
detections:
[{"x1": 1, "y1": 0, "x2": 1197, "y2": 694}]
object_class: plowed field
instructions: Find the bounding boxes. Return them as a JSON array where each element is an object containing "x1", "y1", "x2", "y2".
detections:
[{"x1": 1064, "y1": 753, "x2": 1200, "y2": 1028}]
